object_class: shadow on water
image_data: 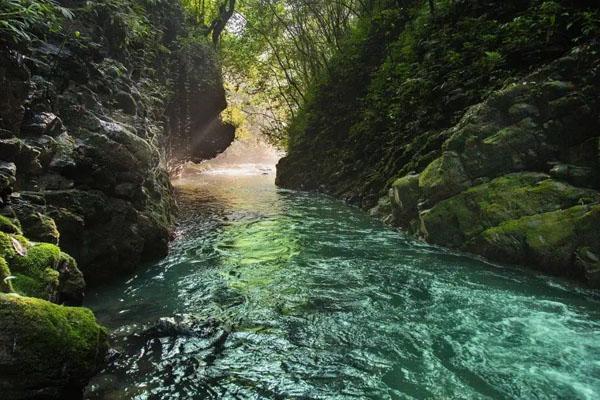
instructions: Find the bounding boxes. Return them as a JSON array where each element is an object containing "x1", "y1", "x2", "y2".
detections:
[{"x1": 85, "y1": 165, "x2": 600, "y2": 400}]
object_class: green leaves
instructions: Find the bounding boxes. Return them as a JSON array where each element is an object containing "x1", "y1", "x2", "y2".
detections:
[{"x1": 0, "y1": 0, "x2": 74, "y2": 43}]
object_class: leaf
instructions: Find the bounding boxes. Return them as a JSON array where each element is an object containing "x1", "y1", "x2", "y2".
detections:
[{"x1": 10, "y1": 237, "x2": 27, "y2": 257}]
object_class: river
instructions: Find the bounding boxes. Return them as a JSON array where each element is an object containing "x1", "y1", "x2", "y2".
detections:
[{"x1": 84, "y1": 166, "x2": 600, "y2": 400}]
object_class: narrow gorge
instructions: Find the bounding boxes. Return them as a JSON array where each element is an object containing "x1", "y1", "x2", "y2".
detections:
[{"x1": 1, "y1": 1, "x2": 600, "y2": 399}]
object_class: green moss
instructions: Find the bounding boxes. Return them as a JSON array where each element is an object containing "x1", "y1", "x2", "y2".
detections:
[
  {"x1": 0, "y1": 231, "x2": 18, "y2": 259},
  {"x1": 420, "y1": 173, "x2": 600, "y2": 247},
  {"x1": 0, "y1": 293, "x2": 108, "y2": 392},
  {"x1": 418, "y1": 152, "x2": 470, "y2": 203},
  {"x1": 10, "y1": 243, "x2": 61, "y2": 275},
  {"x1": 8, "y1": 243, "x2": 63, "y2": 300},
  {"x1": 0, "y1": 257, "x2": 13, "y2": 293},
  {"x1": 0, "y1": 215, "x2": 22, "y2": 235},
  {"x1": 468, "y1": 205, "x2": 600, "y2": 279}
]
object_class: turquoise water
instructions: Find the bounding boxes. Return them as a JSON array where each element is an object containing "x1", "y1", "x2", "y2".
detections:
[{"x1": 85, "y1": 171, "x2": 600, "y2": 400}]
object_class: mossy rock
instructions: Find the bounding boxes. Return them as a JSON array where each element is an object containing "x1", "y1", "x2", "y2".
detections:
[
  {"x1": 468, "y1": 205, "x2": 600, "y2": 284},
  {"x1": 0, "y1": 256, "x2": 13, "y2": 293},
  {"x1": 419, "y1": 152, "x2": 471, "y2": 205},
  {"x1": 390, "y1": 173, "x2": 420, "y2": 228},
  {"x1": 0, "y1": 215, "x2": 22, "y2": 235},
  {"x1": 0, "y1": 234, "x2": 85, "y2": 305},
  {"x1": 18, "y1": 211, "x2": 60, "y2": 245},
  {"x1": 0, "y1": 293, "x2": 108, "y2": 399},
  {"x1": 420, "y1": 173, "x2": 600, "y2": 247}
]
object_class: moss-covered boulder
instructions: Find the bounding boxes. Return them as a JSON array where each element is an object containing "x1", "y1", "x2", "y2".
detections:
[
  {"x1": 0, "y1": 232, "x2": 85, "y2": 305},
  {"x1": 468, "y1": 205, "x2": 600, "y2": 281},
  {"x1": 0, "y1": 294, "x2": 108, "y2": 399},
  {"x1": 419, "y1": 173, "x2": 599, "y2": 248},
  {"x1": 419, "y1": 152, "x2": 472, "y2": 205},
  {"x1": 389, "y1": 173, "x2": 421, "y2": 228}
]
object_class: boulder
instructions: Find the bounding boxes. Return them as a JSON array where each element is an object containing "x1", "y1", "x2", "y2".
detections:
[
  {"x1": 468, "y1": 205, "x2": 600, "y2": 283},
  {"x1": 0, "y1": 294, "x2": 108, "y2": 400},
  {"x1": 419, "y1": 173, "x2": 599, "y2": 248}
]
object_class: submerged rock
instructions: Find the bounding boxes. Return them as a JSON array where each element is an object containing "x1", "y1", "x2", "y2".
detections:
[{"x1": 86, "y1": 315, "x2": 230, "y2": 399}]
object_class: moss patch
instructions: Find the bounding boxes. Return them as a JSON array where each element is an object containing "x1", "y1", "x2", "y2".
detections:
[
  {"x1": 420, "y1": 173, "x2": 599, "y2": 247},
  {"x1": 0, "y1": 215, "x2": 22, "y2": 235},
  {"x1": 0, "y1": 293, "x2": 108, "y2": 397},
  {"x1": 0, "y1": 257, "x2": 13, "y2": 293},
  {"x1": 468, "y1": 205, "x2": 600, "y2": 279}
]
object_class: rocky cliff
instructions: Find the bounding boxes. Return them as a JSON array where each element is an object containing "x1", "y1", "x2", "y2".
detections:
[
  {"x1": 277, "y1": 0, "x2": 600, "y2": 286},
  {"x1": 0, "y1": 0, "x2": 234, "y2": 397}
]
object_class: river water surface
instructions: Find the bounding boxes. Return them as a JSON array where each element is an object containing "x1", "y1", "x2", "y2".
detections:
[{"x1": 85, "y1": 168, "x2": 600, "y2": 400}]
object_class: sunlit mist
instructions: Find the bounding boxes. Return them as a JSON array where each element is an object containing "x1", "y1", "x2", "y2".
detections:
[{"x1": 178, "y1": 136, "x2": 284, "y2": 178}]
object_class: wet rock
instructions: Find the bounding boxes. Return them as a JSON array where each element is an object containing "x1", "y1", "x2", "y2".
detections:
[
  {"x1": 0, "y1": 162, "x2": 16, "y2": 200},
  {"x1": 468, "y1": 205, "x2": 600, "y2": 284},
  {"x1": 419, "y1": 152, "x2": 471, "y2": 205},
  {"x1": 420, "y1": 173, "x2": 599, "y2": 248},
  {"x1": 21, "y1": 111, "x2": 63, "y2": 136},
  {"x1": 390, "y1": 173, "x2": 421, "y2": 228},
  {"x1": 385, "y1": 45, "x2": 600, "y2": 284}
]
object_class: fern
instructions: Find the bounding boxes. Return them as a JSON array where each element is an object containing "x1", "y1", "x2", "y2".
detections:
[{"x1": 0, "y1": 0, "x2": 73, "y2": 43}]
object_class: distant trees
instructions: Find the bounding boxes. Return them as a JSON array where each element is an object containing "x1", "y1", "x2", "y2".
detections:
[
  {"x1": 181, "y1": 0, "x2": 237, "y2": 45},
  {"x1": 214, "y1": 0, "x2": 371, "y2": 144}
]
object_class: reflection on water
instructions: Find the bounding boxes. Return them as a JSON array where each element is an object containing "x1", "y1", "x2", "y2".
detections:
[{"x1": 85, "y1": 169, "x2": 600, "y2": 400}]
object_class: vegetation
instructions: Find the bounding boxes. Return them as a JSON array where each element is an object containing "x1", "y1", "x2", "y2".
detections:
[
  {"x1": 278, "y1": 0, "x2": 600, "y2": 203},
  {"x1": 0, "y1": 0, "x2": 72, "y2": 40}
]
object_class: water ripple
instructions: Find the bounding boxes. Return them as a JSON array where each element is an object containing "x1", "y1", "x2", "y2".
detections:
[{"x1": 85, "y1": 173, "x2": 600, "y2": 400}]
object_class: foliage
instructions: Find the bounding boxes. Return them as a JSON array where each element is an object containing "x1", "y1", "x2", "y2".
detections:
[
  {"x1": 218, "y1": 0, "x2": 371, "y2": 145},
  {"x1": 281, "y1": 0, "x2": 600, "y2": 204},
  {"x1": 0, "y1": 0, "x2": 73, "y2": 43}
]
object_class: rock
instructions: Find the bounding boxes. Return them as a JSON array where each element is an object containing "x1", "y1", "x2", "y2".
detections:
[
  {"x1": 0, "y1": 162, "x2": 16, "y2": 199},
  {"x1": 0, "y1": 293, "x2": 108, "y2": 399},
  {"x1": 17, "y1": 211, "x2": 60, "y2": 245},
  {"x1": 115, "y1": 90, "x2": 137, "y2": 115},
  {"x1": 0, "y1": 231, "x2": 85, "y2": 306},
  {"x1": 549, "y1": 163, "x2": 596, "y2": 189},
  {"x1": 468, "y1": 205, "x2": 600, "y2": 285},
  {"x1": 419, "y1": 173, "x2": 599, "y2": 248},
  {"x1": 575, "y1": 247, "x2": 600, "y2": 287},
  {"x1": 0, "y1": 215, "x2": 21, "y2": 235},
  {"x1": 0, "y1": 138, "x2": 42, "y2": 174},
  {"x1": 20, "y1": 112, "x2": 63, "y2": 136},
  {"x1": 419, "y1": 152, "x2": 471, "y2": 205},
  {"x1": 390, "y1": 173, "x2": 421, "y2": 228}
]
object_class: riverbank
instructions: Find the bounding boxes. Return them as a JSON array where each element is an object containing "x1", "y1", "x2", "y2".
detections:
[
  {"x1": 277, "y1": 0, "x2": 600, "y2": 286},
  {"x1": 0, "y1": 1, "x2": 233, "y2": 397}
]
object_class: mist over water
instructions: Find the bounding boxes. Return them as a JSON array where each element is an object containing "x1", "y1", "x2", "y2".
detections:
[
  {"x1": 85, "y1": 144, "x2": 600, "y2": 400},
  {"x1": 181, "y1": 138, "x2": 283, "y2": 177}
]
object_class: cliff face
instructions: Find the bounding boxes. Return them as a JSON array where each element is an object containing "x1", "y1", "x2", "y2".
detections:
[
  {"x1": 277, "y1": 0, "x2": 600, "y2": 286},
  {"x1": 1, "y1": 0, "x2": 233, "y2": 285},
  {"x1": 0, "y1": 0, "x2": 233, "y2": 397}
]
